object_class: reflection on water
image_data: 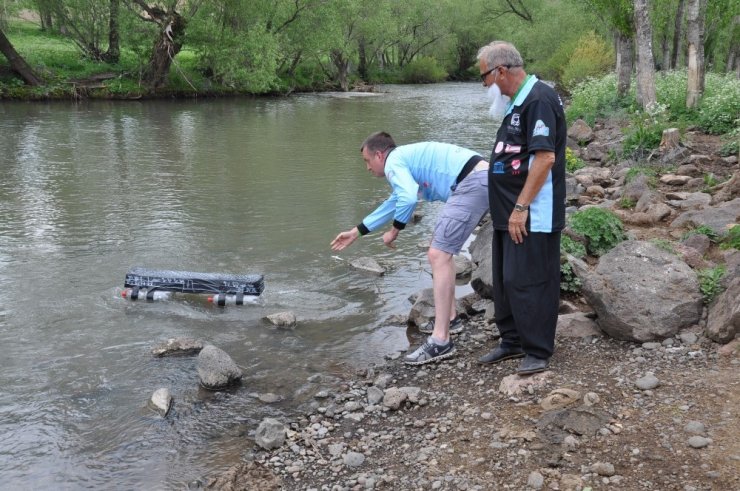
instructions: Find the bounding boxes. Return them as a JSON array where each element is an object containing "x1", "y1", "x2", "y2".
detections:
[{"x1": 0, "y1": 83, "x2": 498, "y2": 487}]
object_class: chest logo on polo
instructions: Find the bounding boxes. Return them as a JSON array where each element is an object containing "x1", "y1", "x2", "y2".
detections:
[
  {"x1": 533, "y1": 120, "x2": 550, "y2": 137},
  {"x1": 492, "y1": 162, "x2": 505, "y2": 174},
  {"x1": 495, "y1": 141, "x2": 504, "y2": 153},
  {"x1": 511, "y1": 159, "x2": 522, "y2": 175},
  {"x1": 504, "y1": 144, "x2": 521, "y2": 153}
]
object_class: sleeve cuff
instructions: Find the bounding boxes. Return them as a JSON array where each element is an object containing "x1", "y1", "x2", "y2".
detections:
[
  {"x1": 392, "y1": 220, "x2": 406, "y2": 230},
  {"x1": 357, "y1": 223, "x2": 370, "y2": 236}
]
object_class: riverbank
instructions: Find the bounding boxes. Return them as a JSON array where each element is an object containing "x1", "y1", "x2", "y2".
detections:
[
  {"x1": 206, "y1": 313, "x2": 739, "y2": 491},
  {"x1": 203, "y1": 121, "x2": 739, "y2": 490}
]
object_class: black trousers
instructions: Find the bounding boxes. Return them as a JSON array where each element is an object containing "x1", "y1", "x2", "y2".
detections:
[{"x1": 491, "y1": 229, "x2": 561, "y2": 359}]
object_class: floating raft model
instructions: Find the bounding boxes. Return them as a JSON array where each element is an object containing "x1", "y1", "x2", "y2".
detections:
[{"x1": 122, "y1": 267, "x2": 264, "y2": 305}]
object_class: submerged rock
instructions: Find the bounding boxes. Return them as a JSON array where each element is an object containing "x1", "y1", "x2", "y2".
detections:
[
  {"x1": 349, "y1": 256, "x2": 386, "y2": 275},
  {"x1": 148, "y1": 388, "x2": 173, "y2": 417},
  {"x1": 151, "y1": 337, "x2": 204, "y2": 357}
]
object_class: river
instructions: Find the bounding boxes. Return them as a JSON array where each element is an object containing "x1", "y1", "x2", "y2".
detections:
[{"x1": 0, "y1": 83, "x2": 497, "y2": 488}]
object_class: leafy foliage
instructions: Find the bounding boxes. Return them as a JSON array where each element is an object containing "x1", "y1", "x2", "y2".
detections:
[
  {"x1": 720, "y1": 225, "x2": 740, "y2": 250},
  {"x1": 622, "y1": 110, "x2": 668, "y2": 159},
  {"x1": 565, "y1": 147, "x2": 585, "y2": 173},
  {"x1": 568, "y1": 207, "x2": 626, "y2": 256},
  {"x1": 401, "y1": 56, "x2": 447, "y2": 84},
  {"x1": 560, "y1": 31, "x2": 614, "y2": 91},
  {"x1": 560, "y1": 260, "x2": 582, "y2": 294},
  {"x1": 682, "y1": 225, "x2": 720, "y2": 244},
  {"x1": 698, "y1": 265, "x2": 726, "y2": 305}
]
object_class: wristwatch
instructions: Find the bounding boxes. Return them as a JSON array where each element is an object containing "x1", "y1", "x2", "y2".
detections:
[{"x1": 514, "y1": 203, "x2": 529, "y2": 212}]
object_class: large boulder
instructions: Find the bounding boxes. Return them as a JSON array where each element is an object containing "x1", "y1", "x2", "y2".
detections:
[
  {"x1": 670, "y1": 198, "x2": 740, "y2": 236},
  {"x1": 572, "y1": 241, "x2": 702, "y2": 342},
  {"x1": 408, "y1": 288, "x2": 436, "y2": 327},
  {"x1": 469, "y1": 221, "x2": 494, "y2": 299},
  {"x1": 197, "y1": 345, "x2": 243, "y2": 390},
  {"x1": 706, "y1": 276, "x2": 740, "y2": 343}
]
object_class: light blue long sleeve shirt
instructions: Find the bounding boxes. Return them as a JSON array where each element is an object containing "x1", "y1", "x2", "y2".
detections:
[{"x1": 361, "y1": 142, "x2": 479, "y2": 232}]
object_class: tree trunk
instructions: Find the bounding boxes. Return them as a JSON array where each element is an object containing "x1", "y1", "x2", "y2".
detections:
[
  {"x1": 685, "y1": 0, "x2": 706, "y2": 108},
  {"x1": 102, "y1": 0, "x2": 120, "y2": 63},
  {"x1": 143, "y1": 12, "x2": 186, "y2": 89},
  {"x1": 633, "y1": 0, "x2": 657, "y2": 110},
  {"x1": 330, "y1": 49, "x2": 349, "y2": 91},
  {"x1": 616, "y1": 31, "x2": 634, "y2": 99},
  {"x1": 0, "y1": 29, "x2": 43, "y2": 86},
  {"x1": 671, "y1": 0, "x2": 685, "y2": 68},
  {"x1": 358, "y1": 37, "x2": 367, "y2": 81}
]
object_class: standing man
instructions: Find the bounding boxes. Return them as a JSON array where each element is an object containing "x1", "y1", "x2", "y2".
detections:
[
  {"x1": 476, "y1": 41, "x2": 566, "y2": 375},
  {"x1": 331, "y1": 132, "x2": 489, "y2": 365}
]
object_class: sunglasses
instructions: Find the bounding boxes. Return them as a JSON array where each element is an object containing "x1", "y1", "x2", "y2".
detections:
[{"x1": 480, "y1": 64, "x2": 512, "y2": 81}]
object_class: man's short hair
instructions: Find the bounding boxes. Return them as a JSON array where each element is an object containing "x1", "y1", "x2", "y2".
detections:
[
  {"x1": 476, "y1": 41, "x2": 523, "y2": 71},
  {"x1": 361, "y1": 132, "x2": 396, "y2": 154}
]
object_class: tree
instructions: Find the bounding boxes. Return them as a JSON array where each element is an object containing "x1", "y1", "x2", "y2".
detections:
[
  {"x1": 685, "y1": 0, "x2": 706, "y2": 108},
  {"x1": 0, "y1": 28, "x2": 43, "y2": 85},
  {"x1": 633, "y1": 0, "x2": 657, "y2": 109},
  {"x1": 584, "y1": 0, "x2": 634, "y2": 98}
]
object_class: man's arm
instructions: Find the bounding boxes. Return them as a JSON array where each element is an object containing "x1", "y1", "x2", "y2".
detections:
[{"x1": 508, "y1": 150, "x2": 555, "y2": 244}]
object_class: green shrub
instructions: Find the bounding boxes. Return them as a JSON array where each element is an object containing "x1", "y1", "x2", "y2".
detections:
[
  {"x1": 719, "y1": 128, "x2": 739, "y2": 157},
  {"x1": 622, "y1": 112, "x2": 668, "y2": 159},
  {"x1": 619, "y1": 197, "x2": 637, "y2": 209},
  {"x1": 697, "y1": 73, "x2": 740, "y2": 134},
  {"x1": 401, "y1": 57, "x2": 447, "y2": 84},
  {"x1": 624, "y1": 165, "x2": 659, "y2": 187},
  {"x1": 569, "y1": 207, "x2": 626, "y2": 256},
  {"x1": 682, "y1": 225, "x2": 720, "y2": 244},
  {"x1": 565, "y1": 73, "x2": 622, "y2": 125},
  {"x1": 720, "y1": 225, "x2": 740, "y2": 250},
  {"x1": 698, "y1": 265, "x2": 726, "y2": 304},
  {"x1": 565, "y1": 147, "x2": 586, "y2": 173},
  {"x1": 560, "y1": 260, "x2": 582, "y2": 294},
  {"x1": 561, "y1": 32, "x2": 614, "y2": 91},
  {"x1": 561, "y1": 234, "x2": 587, "y2": 258}
]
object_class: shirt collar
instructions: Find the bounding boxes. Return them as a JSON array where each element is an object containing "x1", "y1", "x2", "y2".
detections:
[{"x1": 505, "y1": 74, "x2": 538, "y2": 116}]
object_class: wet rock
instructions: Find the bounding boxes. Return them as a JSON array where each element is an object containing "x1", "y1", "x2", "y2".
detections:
[
  {"x1": 197, "y1": 345, "x2": 243, "y2": 390},
  {"x1": 151, "y1": 337, "x2": 204, "y2": 357},
  {"x1": 255, "y1": 418, "x2": 286, "y2": 450},
  {"x1": 264, "y1": 311, "x2": 297, "y2": 328},
  {"x1": 408, "y1": 288, "x2": 436, "y2": 327},
  {"x1": 148, "y1": 388, "x2": 173, "y2": 417},
  {"x1": 206, "y1": 462, "x2": 281, "y2": 490},
  {"x1": 258, "y1": 393, "x2": 281, "y2": 404},
  {"x1": 349, "y1": 257, "x2": 386, "y2": 276}
]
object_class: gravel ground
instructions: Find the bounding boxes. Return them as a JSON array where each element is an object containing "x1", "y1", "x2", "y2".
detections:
[{"x1": 206, "y1": 313, "x2": 739, "y2": 491}]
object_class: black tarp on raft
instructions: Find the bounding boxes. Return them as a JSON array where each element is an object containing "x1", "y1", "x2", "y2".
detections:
[{"x1": 124, "y1": 267, "x2": 264, "y2": 295}]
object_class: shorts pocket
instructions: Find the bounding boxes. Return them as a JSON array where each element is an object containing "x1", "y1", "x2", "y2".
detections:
[{"x1": 434, "y1": 207, "x2": 471, "y2": 243}]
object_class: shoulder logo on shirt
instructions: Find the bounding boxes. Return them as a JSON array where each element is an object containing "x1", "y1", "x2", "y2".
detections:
[
  {"x1": 492, "y1": 162, "x2": 505, "y2": 174},
  {"x1": 533, "y1": 119, "x2": 549, "y2": 137},
  {"x1": 504, "y1": 144, "x2": 521, "y2": 153},
  {"x1": 495, "y1": 141, "x2": 504, "y2": 154},
  {"x1": 511, "y1": 113, "x2": 520, "y2": 126}
]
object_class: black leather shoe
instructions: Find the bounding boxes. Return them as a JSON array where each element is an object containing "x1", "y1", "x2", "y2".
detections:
[
  {"x1": 517, "y1": 355, "x2": 550, "y2": 375},
  {"x1": 478, "y1": 345, "x2": 525, "y2": 364}
]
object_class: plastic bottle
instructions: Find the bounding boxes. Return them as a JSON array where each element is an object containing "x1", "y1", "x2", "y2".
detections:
[
  {"x1": 207, "y1": 294, "x2": 256, "y2": 306},
  {"x1": 121, "y1": 288, "x2": 173, "y2": 301}
]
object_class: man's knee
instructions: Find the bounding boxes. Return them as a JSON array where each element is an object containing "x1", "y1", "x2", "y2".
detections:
[{"x1": 428, "y1": 247, "x2": 452, "y2": 265}]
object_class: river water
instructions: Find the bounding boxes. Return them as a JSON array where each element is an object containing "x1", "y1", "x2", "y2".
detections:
[{"x1": 0, "y1": 83, "x2": 497, "y2": 488}]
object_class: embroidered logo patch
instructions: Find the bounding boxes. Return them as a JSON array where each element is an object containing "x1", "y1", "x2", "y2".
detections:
[
  {"x1": 492, "y1": 162, "x2": 505, "y2": 174},
  {"x1": 511, "y1": 113, "x2": 520, "y2": 126},
  {"x1": 511, "y1": 159, "x2": 521, "y2": 170},
  {"x1": 504, "y1": 144, "x2": 521, "y2": 153},
  {"x1": 495, "y1": 141, "x2": 504, "y2": 153},
  {"x1": 533, "y1": 120, "x2": 549, "y2": 137}
]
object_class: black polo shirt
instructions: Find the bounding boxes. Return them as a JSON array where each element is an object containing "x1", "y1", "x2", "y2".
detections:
[{"x1": 488, "y1": 78, "x2": 566, "y2": 233}]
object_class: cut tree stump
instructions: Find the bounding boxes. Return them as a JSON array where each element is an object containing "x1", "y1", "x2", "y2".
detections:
[{"x1": 660, "y1": 128, "x2": 681, "y2": 151}]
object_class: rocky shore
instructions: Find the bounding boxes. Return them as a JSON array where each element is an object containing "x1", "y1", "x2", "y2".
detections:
[{"x1": 199, "y1": 119, "x2": 738, "y2": 491}]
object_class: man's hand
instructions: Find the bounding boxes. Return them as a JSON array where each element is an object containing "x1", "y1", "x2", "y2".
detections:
[
  {"x1": 508, "y1": 210, "x2": 528, "y2": 244},
  {"x1": 331, "y1": 228, "x2": 359, "y2": 251},
  {"x1": 382, "y1": 227, "x2": 400, "y2": 249}
]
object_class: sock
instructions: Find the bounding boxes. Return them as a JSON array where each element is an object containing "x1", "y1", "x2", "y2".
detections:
[{"x1": 430, "y1": 335, "x2": 449, "y2": 346}]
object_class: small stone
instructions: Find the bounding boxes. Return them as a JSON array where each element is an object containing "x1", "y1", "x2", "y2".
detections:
[
  {"x1": 635, "y1": 374, "x2": 660, "y2": 390},
  {"x1": 679, "y1": 332, "x2": 698, "y2": 345},
  {"x1": 688, "y1": 436, "x2": 711, "y2": 449},
  {"x1": 683, "y1": 421, "x2": 706, "y2": 435},
  {"x1": 343, "y1": 451, "x2": 366, "y2": 467},
  {"x1": 583, "y1": 392, "x2": 600, "y2": 406},
  {"x1": 527, "y1": 471, "x2": 544, "y2": 489},
  {"x1": 591, "y1": 462, "x2": 615, "y2": 477}
]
